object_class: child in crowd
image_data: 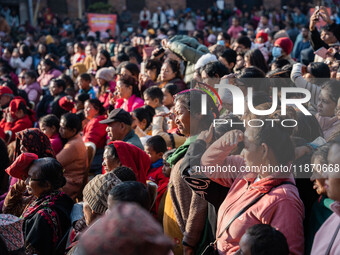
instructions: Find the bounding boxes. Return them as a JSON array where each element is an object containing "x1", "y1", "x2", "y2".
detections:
[
  {"x1": 144, "y1": 135, "x2": 169, "y2": 218},
  {"x1": 37, "y1": 79, "x2": 68, "y2": 119},
  {"x1": 77, "y1": 73, "x2": 96, "y2": 99},
  {"x1": 19, "y1": 70, "x2": 42, "y2": 109},
  {"x1": 162, "y1": 83, "x2": 178, "y2": 110},
  {"x1": 236, "y1": 224, "x2": 289, "y2": 255},
  {"x1": 143, "y1": 86, "x2": 169, "y2": 136},
  {"x1": 162, "y1": 149, "x2": 176, "y2": 177},
  {"x1": 39, "y1": 114, "x2": 63, "y2": 154},
  {"x1": 131, "y1": 105, "x2": 155, "y2": 145}
]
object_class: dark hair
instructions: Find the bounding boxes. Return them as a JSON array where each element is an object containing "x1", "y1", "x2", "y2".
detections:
[
  {"x1": 236, "y1": 36, "x2": 252, "y2": 49},
  {"x1": 105, "y1": 143, "x2": 119, "y2": 159},
  {"x1": 132, "y1": 105, "x2": 155, "y2": 130},
  {"x1": 246, "y1": 224, "x2": 289, "y2": 255},
  {"x1": 292, "y1": 112, "x2": 323, "y2": 142},
  {"x1": 163, "y1": 59, "x2": 181, "y2": 79},
  {"x1": 35, "y1": 158, "x2": 66, "y2": 189},
  {"x1": 117, "y1": 52, "x2": 129, "y2": 63},
  {"x1": 76, "y1": 93, "x2": 90, "y2": 103},
  {"x1": 163, "y1": 148, "x2": 176, "y2": 160},
  {"x1": 145, "y1": 59, "x2": 162, "y2": 77},
  {"x1": 19, "y1": 44, "x2": 31, "y2": 60},
  {"x1": 253, "y1": 120, "x2": 295, "y2": 166},
  {"x1": 118, "y1": 75, "x2": 140, "y2": 98},
  {"x1": 202, "y1": 61, "x2": 230, "y2": 78},
  {"x1": 146, "y1": 135, "x2": 167, "y2": 154},
  {"x1": 121, "y1": 62, "x2": 140, "y2": 79},
  {"x1": 98, "y1": 50, "x2": 113, "y2": 68},
  {"x1": 245, "y1": 49, "x2": 268, "y2": 73},
  {"x1": 218, "y1": 32, "x2": 231, "y2": 42},
  {"x1": 271, "y1": 59, "x2": 290, "y2": 70},
  {"x1": 236, "y1": 66, "x2": 268, "y2": 93},
  {"x1": 113, "y1": 166, "x2": 137, "y2": 182},
  {"x1": 321, "y1": 80, "x2": 340, "y2": 103},
  {"x1": 59, "y1": 74, "x2": 74, "y2": 89},
  {"x1": 42, "y1": 58, "x2": 59, "y2": 71},
  {"x1": 86, "y1": 99, "x2": 105, "y2": 115},
  {"x1": 193, "y1": 30, "x2": 204, "y2": 43},
  {"x1": 309, "y1": 62, "x2": 330, "y2": 78},
  {"x1": 24, "y1": 70, "x2": 37, "y2": 80},
  {"x1": 144, "y1": 86, "x2": 163, "y2": 103},
  {"x1": 61, "y1": 113, "x2": 82, "y2": 134},
  {"x1": 80, "y1": 73, "x2": 91, "y2": 82},
  {"x1": 109, "y1": 181, "x2": 150, "y2": 210},
  {"x1": 51, "y1": 79, "x2": 66, "y2": 91},
  {"x1": 40, "y1": 114, "x2": 60, "y2": 131},
  {"x1": 174, "y1": 90, "x2": 219, "y2": 132},
  {"x1": 221, "y1": 49, "x2": 237, "y2": 65},
  {"x1": 164, "y1": 83, "x2": 178, "y2": 97},
  {"x1": 125, "y1": 46, "x2": 142, "y2": 64},
  {"x1": 75, "y1": 42, "x2": 85, "y2": 50}
]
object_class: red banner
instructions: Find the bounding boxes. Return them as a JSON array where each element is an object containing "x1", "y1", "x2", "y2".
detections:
[{"x1": 88, "y1": 13, "x2": 117, "y2": 35}]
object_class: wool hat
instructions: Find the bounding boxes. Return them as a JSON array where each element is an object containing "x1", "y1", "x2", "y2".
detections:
[
  {"x1": 9, "y1": 97, "x2": 26, "y2": 116},
  {"x1": 0, "y1": 214, "x2": 24, "y2": 251},
  {"x1": 83, "y1": 171, "x2": 122, "y2": 214},
  {"x1": 274, "y1": 37, "x2": 293, "y2": 55},
  {"x1": 95, "y1": 67, "x2": 116, "y2": 82},
  {"x1": 0, "y1": 86, "x2": 13, "y2": 96},
  {"x1": 77, "y1": 202, "x2": 173, "y2": 255},
  {"x1": 5, "y1": 152, "x2": 38, "y2": 180},
  {"x1": 99, "y1": 108, "x2": 132, "y2": 125},
  {"x1": 207, "y1": 34, "x2": 217, "y2": 44},
  {"x1": 59, "y1": 96, "x2": 75, "y2": 112},
  {"x1": 194, "y1": 53, "x2": 218, "y2": 70},
  {"x1": 256, "y1": 31, "x2": 268, "y2": 43}
]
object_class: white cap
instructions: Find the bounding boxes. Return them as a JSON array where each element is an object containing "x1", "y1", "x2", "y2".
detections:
[{"x1": 194, "y1": 53, "x2": 218, "y2": 70}]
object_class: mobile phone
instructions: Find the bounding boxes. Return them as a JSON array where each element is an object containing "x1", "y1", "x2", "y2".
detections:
[
  {"x1": 153, "y1": 47, "x2": 165, "y2": 57},
  {"x1": 315, "y1": 6, "x2": 320, "y2": 19}
]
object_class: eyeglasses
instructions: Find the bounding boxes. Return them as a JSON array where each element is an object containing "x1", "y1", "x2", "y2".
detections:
[{"x1": 26, "y1": 176, "x2": 42, "y2": 182}]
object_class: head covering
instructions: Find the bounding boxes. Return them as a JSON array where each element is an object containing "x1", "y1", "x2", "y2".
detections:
[
  {"x1": 77, "y1": 203, "x2": 173, "y2": 255},
  {"x1": 59, "y1": 96, "x2": 75, "y2": 112},
  {"x1": 108, "y1": 141, "x2": 150, "y2": 184},
  {"x1": 9, "y1": 97, "x2": 27, "y2": 116},
  {"x1": 256, "y1": 31, "x2": 268, "y2": 43},
  {"x1": 15, "y1": 128, "x2": 55, "y2": 159},
  {"x1": 273, "y1": 30, "x2": 289, "y2": 40},
  {"x1": 207, "y1": 34, "x2": 217, "y2": 44},
  {"x1": 83, "y1": 172, "x2": 122, "y2": 214},
  {"x1": 5, "y1": 152, "x2": 38, "y2": 179},
  {"x1": 274, "y1": 37, "x2": 293, "y2": 55},
  {"x1": 0, "y1": 86, "x2": 13, "y2": 96},
  {"x1": 99, "y1": 108, "x2": 132, "y2": 125},
  {"x1": 95, "y1": 67, "x2": 116, "y2": 82},
  {"x1": 0, "y1": 214, "x2": 24, "y2": 251},
  {"x1": 195, "y1": 53, "x2": 218, "y2": 70},
  {"x1": 72, "y1": 63, "x2": 87, "y2": 75},
  {"x1": 45, "y1": 35, "x2": 55, "y2": 45}
]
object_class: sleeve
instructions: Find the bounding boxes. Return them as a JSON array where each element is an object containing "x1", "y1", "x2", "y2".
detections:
[
  {"x1": 169, "y1": 41, "x2": 205, "y2": 64},
  {"x1": 27, "y1": 89, "x2": 39, "y2": 103},
  {"x1": 309, "y1": 29, "x2": 328, "y2": 51},
  {"x1": 4, "y1": 118, "x2": 32, "y2": 141},
  {"x1": 56, "y1": 143, "x2": 75, "y2": 168},
  {"x1": 261, "y1": 197, "x2": 304, "y2": 255},
  {"x1": 18, "y1": 56, "x2": 33, "y2": 70},
  {"x1": 290, "y1": 63, "x2": 320, "y2": 108},
  {"x1": 82, "y1": 120, "x2": 106, "y2": 148}
]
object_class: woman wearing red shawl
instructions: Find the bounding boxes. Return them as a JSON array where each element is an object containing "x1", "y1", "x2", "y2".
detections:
[
  {"x1": 1, "y1": 128, "x2": 55, "y2": 215},
  {"x1": 102, "y1": 141, "x2": 151, "y2": 184}
]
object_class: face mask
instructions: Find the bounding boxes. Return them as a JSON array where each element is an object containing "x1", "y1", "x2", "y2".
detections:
[
  {"x1": 217, "y1": 40, "x2": 225, "y2": 46},
  {"x1": 272, "y1": 47, "x2": 282, "y2": 58}
]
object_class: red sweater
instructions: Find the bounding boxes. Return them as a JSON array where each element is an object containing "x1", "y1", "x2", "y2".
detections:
[
  {"x1": 82, "y1": 115, "x2": 107, "y2": 149},
  {"x1": 147, "y1": 165, "x2": 169, "y2": 216},
  {"x1": 2, "y1": 115, "x2": 33, "y2": 142}
]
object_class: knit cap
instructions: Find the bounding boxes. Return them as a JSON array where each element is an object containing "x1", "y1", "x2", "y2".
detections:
[
  {"x1": 274, "y1": 37, "x2": 293, "y2": 55},
  {"x1": 95, "y1": 67, "x2": 116, "y2": 82},
  {"x1": 83, "y1": 171, "x2": 122, "y2": 214},
  {"x1": 194, "y1": 53, "x2": 218, "y2": 70}
]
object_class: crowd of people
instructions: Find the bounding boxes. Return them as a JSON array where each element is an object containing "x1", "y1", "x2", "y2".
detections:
[{"x1": 0, "y1": 1, "x2": 340, "y2": 255}]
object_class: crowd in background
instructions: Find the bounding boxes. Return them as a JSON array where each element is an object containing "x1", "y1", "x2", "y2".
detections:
[{"x1": 0, "y1": 1, "x2": 340, "y2": 255}]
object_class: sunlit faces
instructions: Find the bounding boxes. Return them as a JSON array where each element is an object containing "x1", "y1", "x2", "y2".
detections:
[{"x1": 317, "y1": 89, "x2": 337, "y2": 117}]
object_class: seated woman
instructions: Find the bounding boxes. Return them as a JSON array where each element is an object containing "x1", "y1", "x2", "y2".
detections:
[
  {"x1": 102, "y1": 141, "x2": 150, "y2": 184},
  {"x1": 200, "y1": 121, "x2": 305, "y2": 254},
  {"x1": 5, "y1": 154, "x2": 73, "y2": 255},
  {"x1": 114, "y1": 75, "x2": 144, "y2": 112},
  {"x1": 95, "y1": 67, "x2": 116, "y2": 109},
  {"x1": 37, "y1": 58, "x2": 62, "y2": 93},
  {"x1": 158, "y1": 59, "x2": 186, "y2": 92},
  {"x1": 57, "y1": 113, "x2": 87, "y2": 200},
  {"x1": 131, "y1": 105, "x2": 155, "y2": 146},
  {"x1": 1, "y1": 97, "x2": 35, "y2": 143},
  {"x1": 83, "y1": 99, "x2": 107, "y2": 175}
]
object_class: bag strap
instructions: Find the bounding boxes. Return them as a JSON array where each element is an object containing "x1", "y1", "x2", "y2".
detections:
[
  {"x1": 168, "y1": 132, "x2": 176, "y2": 149},
  {"x1": 216, "y1": 181, "x2": 294, "y2": 241},
  {"x1": 325, "y1": 223, "x2": 340, "y2": 255}
]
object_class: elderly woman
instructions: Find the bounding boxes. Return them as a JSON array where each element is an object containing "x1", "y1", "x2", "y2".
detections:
[
  {"x1": 163, "y1": 90, "x2": 218, "y2": 254},
  {"x1": 102, "y1": 141, "x2": 150, "y2": 184},
  {"x1": 5, "y1": 153, "x2": 73, "y2": 255},
  {"x1": 57, "y1": 113, "x2": 87, "y2": 200}
]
